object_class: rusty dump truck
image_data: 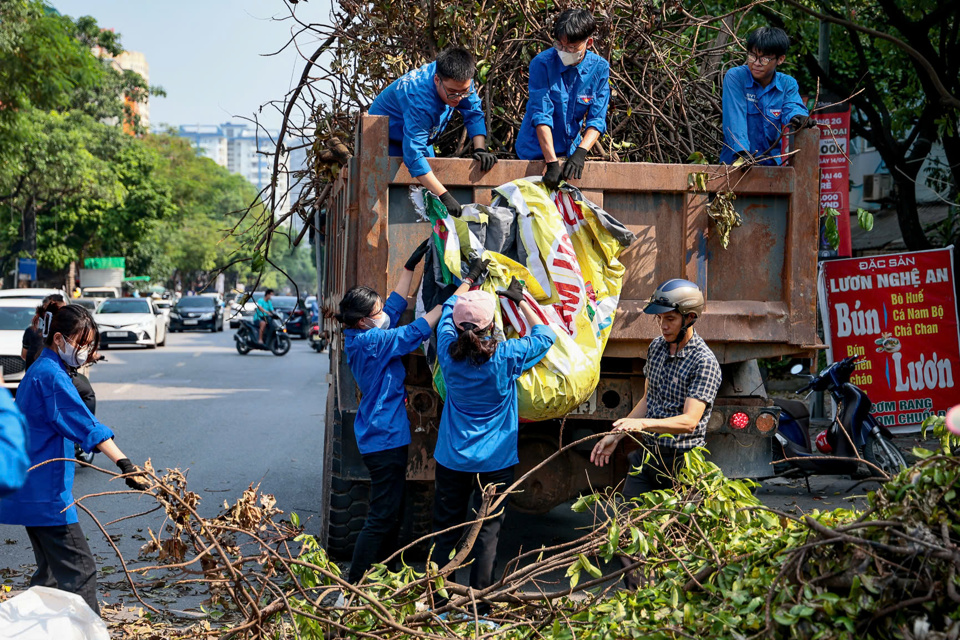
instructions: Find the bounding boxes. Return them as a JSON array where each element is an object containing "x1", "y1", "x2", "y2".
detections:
[{"x1": 315, "y1": 114, "x2": 821, "y2": 556}]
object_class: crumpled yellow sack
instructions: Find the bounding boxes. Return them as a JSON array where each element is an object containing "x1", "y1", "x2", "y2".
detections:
[{"x1": 415, "y1": 178, "x2": 635, "y2": 420}]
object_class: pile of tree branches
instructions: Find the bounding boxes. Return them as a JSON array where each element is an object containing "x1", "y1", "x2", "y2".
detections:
[
  {"x1": 63, "y1": 434, "x2": 960, "y2": 639},
  {"x1": 252, "y1": 0, "x2": 766, "y2": 248}
]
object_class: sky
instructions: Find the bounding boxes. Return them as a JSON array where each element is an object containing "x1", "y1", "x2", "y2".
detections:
[{"x1": 53, "y1": 0, "x2": 332, "y2": 131}]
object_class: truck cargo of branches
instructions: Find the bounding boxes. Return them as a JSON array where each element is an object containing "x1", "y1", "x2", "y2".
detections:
[{"x1": 315, "y1": 115, "x2": 821, "y2": 557}]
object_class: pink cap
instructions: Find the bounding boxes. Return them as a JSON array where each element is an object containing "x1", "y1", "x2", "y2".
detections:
[
  {"x1": 947, "y1": 405, "x2": 960, "y2": 436},
  {"x1": 453, "y1": 290, "x2": 495, "y2": 330}
]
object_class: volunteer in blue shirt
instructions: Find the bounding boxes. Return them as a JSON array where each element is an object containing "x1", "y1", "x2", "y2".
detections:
[
  {"x1": 720, "y1": 27, "x2": 812, "y2": 166},
  {"x1": 516, "y1": 9, "x2": 610, "y2": 189},
  {"x1": 432, "y1": 278, "x2": 555, "y2": 612},
  {"x1": 0, "y1": 302, "x2": 148, "y2": 615},
  {"x1": 0, "y1": 390, "x2": 29, "y2": 498},
  {"x1": 336, "y1": 239, "x2": 488, "y2": 584},
  {"x1": 368, "y1": 47, "x2": 497, "y2": 218}
]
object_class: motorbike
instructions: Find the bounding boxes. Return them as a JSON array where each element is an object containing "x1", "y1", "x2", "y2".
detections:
[
  {"x1": 308, "y1": 324, "x2": 328, "y2": 353},
  {"x1": 234, "y1": 312, "x2": 291, "y2": 356},
  {"x1": 773, "y1": 356, "x2": 908, "y2": 479}
]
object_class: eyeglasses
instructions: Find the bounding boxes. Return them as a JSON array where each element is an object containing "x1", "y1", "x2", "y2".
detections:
[
  {"x1": 554, "y1": 40, "x2": 585, "y2": 54},
  {"x1": 435, "y1": 76, "x2": 474, "y2": 101},
  {"x1": 746, "y1": 52, "x2": 777, "y2": 66}
]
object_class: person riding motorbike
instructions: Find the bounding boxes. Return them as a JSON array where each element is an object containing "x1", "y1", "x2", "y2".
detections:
[{"x1": 254, "y1": 289, "x2": 275, "y2": 344}]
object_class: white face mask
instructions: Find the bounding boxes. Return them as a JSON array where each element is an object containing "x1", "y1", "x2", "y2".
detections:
[
  {"x1": 366, "y1": 313, "x2": 390, "y2": 331},
  {"x1": 57, "y1": 338, "x2": 90, "y2": 368},
  {"x1": 556, "y1": 47, "x2": 583, "y2": 67}
]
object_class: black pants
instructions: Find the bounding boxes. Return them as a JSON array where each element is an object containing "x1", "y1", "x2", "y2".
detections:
[
  {"x1": 432, "y1": 463, "x2": 514, "y2": 609},
  {"x1": 26, "y1": 523, "x2": 99, "y2": 615},
  {"x1": 623, "y1": 445, "x2": 687, "y2": 499},
  {"x1": 348, "y1": 445, "x2": 408, "y2": 583}
]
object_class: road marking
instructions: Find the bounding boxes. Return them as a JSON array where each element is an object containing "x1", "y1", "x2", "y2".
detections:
[
  {"x1": 150, "y1": 372, "x2": 164, "y2": 379},
  {"x1": 114, "y1": 384, "x2": 131, "y2": 394},
  {"x1": 193, "y1": 352, "x2": 201, "y2": 358},
  {"x1": 176, "y1": 362, "x2": 185, "y2": 367}
]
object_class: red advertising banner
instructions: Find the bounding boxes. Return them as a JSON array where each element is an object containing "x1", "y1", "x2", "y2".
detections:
[
  {"x1": 815, "y1": 109, "x2": 852, "y2": 257},
  {"x1": 819, "y1": 248, "x2": 960, "y2": 429}
]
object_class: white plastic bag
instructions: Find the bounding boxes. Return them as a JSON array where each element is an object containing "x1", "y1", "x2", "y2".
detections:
[{"x1": 0, "y1": 587, "x2": 108, "y2": 640}]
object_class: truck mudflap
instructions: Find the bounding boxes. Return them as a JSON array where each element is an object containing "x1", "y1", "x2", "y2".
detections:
[{"x1": 704, "y1": 401, "x2": 781, "y2": 479}]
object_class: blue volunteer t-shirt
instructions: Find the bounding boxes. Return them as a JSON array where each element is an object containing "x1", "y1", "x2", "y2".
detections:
[
  {"x1": 1, "y1": 349, "x2": 114, "y2": 527},
  {"x1": 720, "y1": 65, "x2": 809, "y2": 165},
  {"x1": 343, "y1": 292, "x2": 432, "y2": 455},
  {"x1": 433, "y1": 296, "x2": 556, "y2": 472},
  {"x1": 369, "y1": 61, "x2": 487, "y2": 177},
  {"x1": 516, "y1": 48, "x2": 611, "y2": 160}
]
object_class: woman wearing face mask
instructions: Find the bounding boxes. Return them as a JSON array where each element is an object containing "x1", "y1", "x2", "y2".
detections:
[
  {"x1": 335, "y1": 238, "x2": 488, "y2": 584},
  {"x1": 431, "y1": 277, "x2": 555, "y2": 614},
  {"x1": 515, "y1": 8, "x2": 610, "y2": 189},
  {"x1": 22, "y1": 296, "x2": 100, "y2": 462},
  {"x1": 1, "y1": 301, "x2": 147, "y2": 616}
]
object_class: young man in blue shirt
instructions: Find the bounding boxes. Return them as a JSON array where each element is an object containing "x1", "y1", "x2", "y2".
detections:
[
  {"x1": 516, "y1": 9, "x2": 610, "y2": 188},
  {"x1": 368, "y1": 47, "x2": 497, "y2": 218},
  {"x1": 720, "y1": 27, "x2": 811, "y2": 166}
]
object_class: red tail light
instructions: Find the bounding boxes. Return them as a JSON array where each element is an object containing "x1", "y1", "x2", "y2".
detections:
[{"x1": 729, "y1": 412, "x2": 749, "y2": 429}]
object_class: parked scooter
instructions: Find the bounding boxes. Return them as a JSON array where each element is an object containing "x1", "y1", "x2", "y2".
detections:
[
  {"x1": 234, "y1": 313, "x2": 291, "y2": 356},
  {"x1": 308, "y1": 324, "x2": 328, "y2": 353},
  {"x1": 773, "y1": 356, "x2": 908, "y2": 478}
]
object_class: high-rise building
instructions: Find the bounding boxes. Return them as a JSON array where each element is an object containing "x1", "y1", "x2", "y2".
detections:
[
  {"x1": 176, "y1": 123, "x2": 290, "y2": 220},
  {"x1": 113, "y1": 51, "x2": 149, "y2": 131}
]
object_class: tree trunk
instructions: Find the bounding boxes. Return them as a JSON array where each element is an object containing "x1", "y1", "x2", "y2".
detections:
[{"x1": 22, "y1": 195, "x2": 37, "y2": 257}]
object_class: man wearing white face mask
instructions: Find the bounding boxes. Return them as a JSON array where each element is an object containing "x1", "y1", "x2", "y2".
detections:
[
  {"x1": 2, "y1": 302, "x2": 148, "y2": 616},
  {"x1": 516, "y1": 9, "x2": 611, "y2": 189}
]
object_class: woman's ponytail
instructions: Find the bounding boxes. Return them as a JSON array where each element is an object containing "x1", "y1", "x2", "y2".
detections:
[
  {"x1": 33, "y1": 295, "x2": 66, "y2": 335},
  {"x1": 448, "y1": 323, "x2": 497, "y2": 365}
]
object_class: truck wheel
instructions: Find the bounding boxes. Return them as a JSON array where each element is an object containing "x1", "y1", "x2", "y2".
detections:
[
  {"x1": 864, "y1": 435, "x2": 908, "y2": 477},
  {"x1": 327, "y1": 477, "x2": 369, "y2": 559}
]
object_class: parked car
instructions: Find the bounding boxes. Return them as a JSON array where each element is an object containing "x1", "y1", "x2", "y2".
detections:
[
  {"x1": 169, "y1": 296, "x2": 224, "y2": 333},
  {"x1": 0, "y1": 288, "x2": 67, "y2": 300},
  {"x1": 70, "y1": 298, "x2": 99, "y2": 312},
  {"x1": 0, "y1": 299, "x2": 39, "y2": 389},
  {"x1": 229, "y1": 299, "x2": 257, "y2": 329},
  {"x1": 94, "y1": 298, "x2": 167, "y2": 349},
  {"x1": 153, "y1": 299, "x2": 173, "y2": 326},
  {"x1": 269, "y1": 295, "x2": 309, "y2": 339}
]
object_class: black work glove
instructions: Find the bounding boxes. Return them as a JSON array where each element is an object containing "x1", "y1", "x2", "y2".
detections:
[
  {"x1": 789, "y1": 115, "x2": 814, "y2": 130},
  {"x1": 439, "y1": 191, "x2": 462, "y2": 218},
  {"x1": 542, "y1": 161, "x2": 561, "y2": 190},
  {"x1": 116, "y1": 458, "x2": 149, "y2": 491},
  {"x1": 472, "y1": 149, "x2": 498, "y2": 172},
  {"x1": 497, "y1": 277, "x2": 525, "y2": 304},
  {"x1": 464, "y1": 258, "x2": 490, "y2": 284},
  {"x1": 404, "y1": 237, "x2": 431, "y2": 271},
  {"x1": 560, "y1": 147, "x2": 588, "y2": 181}
]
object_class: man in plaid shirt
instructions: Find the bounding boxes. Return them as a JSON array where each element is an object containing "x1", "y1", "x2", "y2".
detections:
[{"x1": 591, "y1": 279, "x2": 722, "y2": 497}]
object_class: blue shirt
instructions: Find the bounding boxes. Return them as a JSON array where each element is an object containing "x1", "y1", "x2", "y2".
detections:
[
  {"x1": 369, "y1": 61, "x2": 487, "y2": 178},
  {"x1": 0, "y1": 389, "x2": 29, "y2": 499},
  {"x1": 720, "y1": 65, "x2": 808, "y2": 165},
  {"x1": 434, "y1": 296, "x2": 556, "y2": 472},
  {"x1": 343, "y1": 292, "x2": 432, "y2": 455},
  {"x1": 1, "y1": 349, "x2": 114, "y2": 527},
  {"x1": 516, "y1": 49, "x2": 611, "y2": 160}
]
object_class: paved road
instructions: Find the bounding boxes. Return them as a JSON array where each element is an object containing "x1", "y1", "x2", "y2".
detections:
[
  {"x1": 0, "y1": 331, "x2": 925, "y2": 609},
  {"x1": 0, "y1": 329, "x2": 328, "y2": 607}
]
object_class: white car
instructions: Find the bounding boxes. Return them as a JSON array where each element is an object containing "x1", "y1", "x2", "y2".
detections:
[
  {"x1": 0, "y1": 288, "x2": 67, "y2": 300},
  {"x1": 94, "y1": 298, "x2": 167, "y2": 349},
  {"x1": 153, "y1": 299, "x2": 173, "y2": 326},
  {"x1": 0, "y1": 299, "x2": 41, "y2": 389}
]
